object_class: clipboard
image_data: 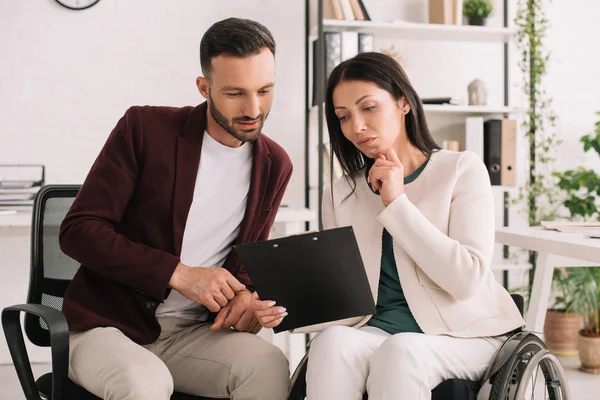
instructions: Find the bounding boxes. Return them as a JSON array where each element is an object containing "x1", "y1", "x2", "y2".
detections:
[{"x1": 234, "y1": 226, "x2": 375, "y2": 333}]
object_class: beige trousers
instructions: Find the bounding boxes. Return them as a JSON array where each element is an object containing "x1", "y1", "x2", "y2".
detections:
[{"x1": 68, "y1": 317, "x2": 290, "y2": 400}]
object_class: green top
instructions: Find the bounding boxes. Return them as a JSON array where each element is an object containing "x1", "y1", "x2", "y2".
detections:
[{"x1": 365, "y1": 159, "x2": 428, "y2": 335}]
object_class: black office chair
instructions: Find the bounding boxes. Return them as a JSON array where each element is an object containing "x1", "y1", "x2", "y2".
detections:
[
  {"x1": 288, "y1": 290, "x2": 571, "y2": 399},
  {"x1": 1, "y1": 185, "x2": 215, "y2": 400}
]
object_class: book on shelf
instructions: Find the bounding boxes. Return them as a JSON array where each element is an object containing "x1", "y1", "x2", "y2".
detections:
[
  {"x1": 338, "y1": 0, "x2": 356, "y2": 20},
  {"x1": 429, "y1": 0, "x2": 454, "y2": 25},
  {"x1": 422, "y1": 97, "x2": 459, "y2": 105},
  {"x1": 357, "y1": 0, "x2": 370, "y2": 21},
  {"x1": 349, "y1": 0, "x2": 365, "y2": 21},
  {"x1": 323, "y1": 0, "x2": 370, "y2": 21},
  {"x1": 324, "y1": 0, "x2": 344, "y2": 20},
  {"x1": 429, "y1": 0, "x2": 464, "y2": 25}
]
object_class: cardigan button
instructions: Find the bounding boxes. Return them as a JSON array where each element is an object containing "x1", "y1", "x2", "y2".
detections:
[{"x1": 146, "y1": 301, "x2": 156, "y2": 309}]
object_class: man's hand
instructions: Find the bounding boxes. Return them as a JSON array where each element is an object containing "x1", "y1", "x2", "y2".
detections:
[
  {"x1": 169, "y1": 263, "x2": 246, "y2": 313},
  {"x1": 211, "y1": 290, "x2": 262, "y2": 333}
]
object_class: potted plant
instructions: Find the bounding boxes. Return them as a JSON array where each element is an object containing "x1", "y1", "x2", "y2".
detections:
[
  {"x1": 463, "y1": 0, "x2": 494, "y2": 26},
  {"x1": 553, "y1": 112, "x2": 600, "y2": 221},
  {"x1": 544, "y1": 268, "x2": 581, "y2": 356},
  {"x1": 513, "y1": 0, "x2": 562, "y2": 290},
  {"x1": 552, "y1": 113, "x2": 600, "y2": 373},
  {"x1": 565, "y1": 267, "x2": 600, "y2": 374}
]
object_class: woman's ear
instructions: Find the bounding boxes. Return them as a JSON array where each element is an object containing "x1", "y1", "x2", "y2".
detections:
[{"x1": 398, "y1": 97, "x2": 410, "y2": 115}]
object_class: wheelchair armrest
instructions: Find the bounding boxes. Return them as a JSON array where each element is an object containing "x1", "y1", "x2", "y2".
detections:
[
  {"x1": 2, "y1": 303, "x2": 69, "y2": 400},
  {"x1": 288, "y1": 352, "x2": 309, "y2": 400},
  {"x1": 477, "y1": 331, "x2": 534, "y2": 400}
]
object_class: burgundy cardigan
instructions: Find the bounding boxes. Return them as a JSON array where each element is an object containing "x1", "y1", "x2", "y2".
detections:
[{"x1": 60, "y1": 102, "x2": 292, "y2": 344}]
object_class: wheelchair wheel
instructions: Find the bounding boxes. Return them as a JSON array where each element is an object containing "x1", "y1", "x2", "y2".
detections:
[{"x1": 488, "y1": 334, "x2": 571, "y2": 400}]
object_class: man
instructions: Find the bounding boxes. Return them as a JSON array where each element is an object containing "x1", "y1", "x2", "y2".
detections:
[{"x1": 59, "y1": 18, "x2": 292, "y2": 400}]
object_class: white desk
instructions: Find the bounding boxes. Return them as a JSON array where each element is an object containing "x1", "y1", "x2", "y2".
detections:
[
  {"x1": 0, "y1": 210, "x2": 31, "y2": 234},
  {"x1": 0, "y1": 207, "x2": 317, "y2": 231},
  {"x1": 273, "y1": 207, "x2": 317, "y2": 236},
  {"x1": 495, "y1": 226, "x2": 600, "y2": 333}
]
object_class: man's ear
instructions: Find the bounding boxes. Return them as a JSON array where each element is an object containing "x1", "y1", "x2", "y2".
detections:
[{"x1": 196, "y1": 76, "x2": 209, "y2": 99}]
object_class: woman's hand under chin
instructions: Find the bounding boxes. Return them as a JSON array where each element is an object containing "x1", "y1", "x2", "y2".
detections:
[{"x1": 368, "y1": 148, "x2": 405, "y2": 207}]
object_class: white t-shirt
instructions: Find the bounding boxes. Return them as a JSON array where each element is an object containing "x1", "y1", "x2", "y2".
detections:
[{"x1": 156, "y1": 131, "x2": 253, "y2": 320}]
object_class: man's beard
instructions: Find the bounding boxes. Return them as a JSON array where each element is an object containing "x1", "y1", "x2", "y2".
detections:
[{"x1": 208, "y1": 92, "x2": 269, "y2": 143}]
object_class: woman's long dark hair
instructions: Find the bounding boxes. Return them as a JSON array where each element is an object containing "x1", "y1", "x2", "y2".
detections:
[{"x1": 325, "y1": 52, "x2": 440, "y2": 200}]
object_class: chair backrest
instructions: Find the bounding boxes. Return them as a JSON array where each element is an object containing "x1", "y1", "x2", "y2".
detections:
[{"x1": 24, "y1": 185, "x2": 81, "y2": 347}]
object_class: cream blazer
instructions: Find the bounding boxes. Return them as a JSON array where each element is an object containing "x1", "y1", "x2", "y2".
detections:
[{"x1": 294, "y1": 150, "x2": 525, "y2": 338}]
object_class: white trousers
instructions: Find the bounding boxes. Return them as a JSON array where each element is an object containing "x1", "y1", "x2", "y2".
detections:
[{"x1": 306, "y1": 325, "x2": 505, "y2": 400}]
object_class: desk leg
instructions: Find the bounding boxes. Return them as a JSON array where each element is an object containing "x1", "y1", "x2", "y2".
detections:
[{"x1": 526, "y1": 252, "x2": 553, "y2": 333}]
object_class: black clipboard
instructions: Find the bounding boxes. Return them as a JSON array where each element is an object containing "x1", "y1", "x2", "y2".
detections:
[{"x1": 234, "y1": 226, "x2": 375, "y2": 333}]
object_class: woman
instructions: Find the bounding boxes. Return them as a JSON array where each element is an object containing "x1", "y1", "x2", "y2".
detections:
[{"x1": 253, "y1": 52, "x2": 525, "y2": 399}]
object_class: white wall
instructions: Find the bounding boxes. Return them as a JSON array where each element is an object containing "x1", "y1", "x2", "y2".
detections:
[
  {"x1": 0, "y1": 0, "x2": 306, "y2": 364},
  {"x1": 0, "y1": 0, "x2": 306, "y2": 207},
  {"x1": 1, "y1": 0, "x2": 600, "y2": 364},
  {"x1": 507, "y1": 0, "x2": 600, "y2": 231},
  {"x1": 545, "y1": 0, "x2": 600, "y2": 173},
  {"x1": 3, "y1": 1, "x2": 599, "y2": 231}
]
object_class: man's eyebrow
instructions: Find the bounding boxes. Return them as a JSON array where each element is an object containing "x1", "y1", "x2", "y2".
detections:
[{"x1": 221, "y1": 83, "x2": 275, "y2": 91}]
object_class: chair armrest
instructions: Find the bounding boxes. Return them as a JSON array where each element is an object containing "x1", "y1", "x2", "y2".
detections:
[{"x1": 2, "y1": 304, "x2": 69, "y2": 400}]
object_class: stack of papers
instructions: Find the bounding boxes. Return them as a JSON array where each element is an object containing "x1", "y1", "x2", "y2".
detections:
[{"x1": 541, "y1": 221, "x2": 600, "y2": 238}]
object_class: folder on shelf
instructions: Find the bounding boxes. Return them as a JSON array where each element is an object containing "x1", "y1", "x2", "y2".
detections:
[
  {"x1": 483, "y1": 119, "x2": 517, "y2": 186},
  {"x1": 500, "y1": 119, "x2": 517, "y2": 186}
]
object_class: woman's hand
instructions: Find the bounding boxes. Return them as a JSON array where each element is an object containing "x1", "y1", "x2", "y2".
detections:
[
  {"x1": 251, "y1": 292, "x2": 288, "y2": 329},
  {"x1": 368, "y1": 148, "x2": 405, "y2": 207}
]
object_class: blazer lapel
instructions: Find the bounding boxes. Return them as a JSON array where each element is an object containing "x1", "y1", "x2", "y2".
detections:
[{"x1": 172, "y1": 103, "x2": 206, "y2": 256}]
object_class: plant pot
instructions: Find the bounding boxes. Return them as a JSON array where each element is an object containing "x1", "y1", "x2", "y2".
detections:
[
  {"x1": 578, "y1": 332, "x2": 600, "y2": 374},
  {"x1": 467, "y1": 16, "x2": 486, "y2": 26},
  {"x1": 543, "y1": 310, "x2": 580, "y2": 356}
]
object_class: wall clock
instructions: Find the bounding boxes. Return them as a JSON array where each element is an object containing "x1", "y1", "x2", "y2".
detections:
[{"x1": 55, "y1": 0, "x2": 100, "y2": 10}]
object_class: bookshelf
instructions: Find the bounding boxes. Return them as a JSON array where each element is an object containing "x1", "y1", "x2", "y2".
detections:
[
  {"x1": 318, "y1": 19, "x2": 515, "y2": 43},
  {"x1": 304, "y1": 0, "x2": 515, "y2": 232},
  {"x1": 423, "y1": 104, "x2": 520, "y2": 115}
]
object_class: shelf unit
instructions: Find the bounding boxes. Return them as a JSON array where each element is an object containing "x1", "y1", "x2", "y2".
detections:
[
  {"x1": 422, "y1": 104, "x2": 521, "y2": 115},
  {"x1": 304, "y1": 1, "x2": 519, "y2": 283},
  {"x1": 318, "y1": 19, "x2": 516, "y2": 42},
  {"x1": 305, "y1": 0, "x2": 514, "y2": 227}
]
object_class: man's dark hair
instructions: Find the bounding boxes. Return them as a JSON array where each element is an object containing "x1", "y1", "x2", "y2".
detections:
[{"x1": 200, "y1": 18, "x2": 276, "y2": 79}]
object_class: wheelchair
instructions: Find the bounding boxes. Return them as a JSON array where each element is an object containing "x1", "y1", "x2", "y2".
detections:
[{"x1": 288, "y1": 296, "x2": 571, "y2": 400}]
